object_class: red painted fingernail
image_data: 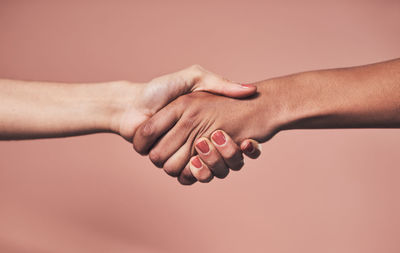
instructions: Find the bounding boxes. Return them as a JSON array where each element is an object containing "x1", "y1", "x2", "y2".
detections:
[
  {"x1": 241, "y1": 84, "x2": 255, "y2": 89},
  {"x1": 191, "y1": 157, "x2": 202, "y2": 168},
  {"x1": 243, "y1": 142, "x2": 254, "y2": 153},
  {"x1": 196, "y1": 140, "x2": 209, "y2": 154},
  {"x1": 212, "y1": 131, "x2": 226, "y2": 145}
]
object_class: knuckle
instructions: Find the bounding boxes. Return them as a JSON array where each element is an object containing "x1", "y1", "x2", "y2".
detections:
[
  {"x1": 174, "y1": 94, "x2": 191, "y2": 108},
  {"x1": 189, "y1": 64, "x2": 203, "y2": 73},
  {"x1": 180, "y1": 168, "x2": 194, "y2": 180},
  {"x1": 132, "y1": 138, "x2": 149, "y2": 155},
  {"x1": 198, "y1": 173, "x2": 213, "y2": 183},
  {"x1": 185, "y1": 107, "x2": 200, "y2": 120},
  {"x1": 187, "y1": 64, "x2": 205, "y2": 82},
  {"x1": 206, "y1": 156, "x2": 220, "y2": 169},
  {"x1": 231, "y1": 159, "x2": 244, "y2": 171},
  {"x1": 209, "y1": 160, "x2": 229, "y2": 178},
  {"x1": 149, "y1": 150, "x2": 164, "y2": 168},
  {"x1": 178, "y1": 176, "x2": 196, "y2": 185},
  {"x1": 181, "y1": 113, "x2": 198, "y2": 130},
  {"x1": 225, "y1": 148, "x2": 239, "y2": 160},
  {"x1": 218, "y1": 169, "x2": 229, "y2": 179},
  {"x1": 140, "y1": 121, "x2": 154, "y2": 137},
  {"x1": 178, "y1": 169, "x2": 197, "y2": 185},
  {"x1": 132, "y1": 141, "x2": 143, "y2": 154},
  {"x1": 133, "y1": 147, "x2": 148, "y2": 156},
  {"x1": 163, "y1": 163, "x2": 183, "y2": 177},
  {"x1": 214, "y1": 168, "x2": 229, "y2": 179}
]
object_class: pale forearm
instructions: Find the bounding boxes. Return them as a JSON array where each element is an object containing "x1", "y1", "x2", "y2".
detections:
[
  {"x1": 0, "y1": 79, "x2": 134, "y2": 140},
  {"x1": 0, "y1": 66, "x2": 257, "y2": 142}
]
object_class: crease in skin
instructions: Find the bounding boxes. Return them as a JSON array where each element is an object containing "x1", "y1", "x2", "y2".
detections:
[
  {"x1": 139, "y1": 100, "x2": 187, "y2": 155},
  {"x1": 187, "y1": 123, "x2": 206, "y2": 157},
  {"x1": 162, "y1": 124, "x2": 203, "y2": 178},
  {"x1": 165, "y1": 143, "x2": 194, "y2": 179},
  {"x1": 156, "y1": 104, "x2": 206, "y2": 175},
  {"x1": 160, "y1": 115, "x2": 200, "y2": 170},
  {"x1": 188, "y1": 114, "x2": 217, "y2": 156}
]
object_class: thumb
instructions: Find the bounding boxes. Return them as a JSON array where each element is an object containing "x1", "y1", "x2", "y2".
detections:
[{"x1": 194, "y1": 77, "x2": 257, "y2": 98}]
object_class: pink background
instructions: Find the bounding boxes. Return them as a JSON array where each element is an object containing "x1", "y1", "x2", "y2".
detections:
[{"x1": 0, "y1": 1, "x2": 399, "y2": 252}]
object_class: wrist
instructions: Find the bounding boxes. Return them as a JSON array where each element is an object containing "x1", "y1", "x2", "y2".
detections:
[
  {"x1": 102, "y1": 81, "x2": 144, "y2": 137},
  {"x1": 251, "y1": 60, "x2": 400, "y2": 133},
  {"x1": 85, "y1": 80, "x2": 141, "y2": 135},
  {"x1": 235, "y1": 79, "x2": 292, "y2": 143},
  {"x1": 251, "y1": 72, "x2": 326, "y2": 137},
  {"x1": 250, "y1": 78, "x2": 296, "y2": 137},
  {"x1": 262, "y1": 71, "x2": 336, "y2": 131}
]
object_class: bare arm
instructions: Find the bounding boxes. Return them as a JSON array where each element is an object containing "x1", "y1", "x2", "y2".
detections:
[
  {"x1": 0, "y1": 79, "x2": 120, "y2": 139},
  {"x1": 133, "y1": 58, "x2": 400, "y2": 184},
  {"x1": 0, "y1": 65, "x2": 257, "y2": 141},
  {"x1": 279, "y1": 58, "x2": 400, "y2": 130}
]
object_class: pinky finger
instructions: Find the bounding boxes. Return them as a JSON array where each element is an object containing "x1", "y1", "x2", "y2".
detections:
[{"x1": 240, "y1": 139, "x2": 262, "y2": 159}]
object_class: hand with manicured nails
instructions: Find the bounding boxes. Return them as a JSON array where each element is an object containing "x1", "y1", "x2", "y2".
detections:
[
  {"x1": 133, "y1": 59, "x2": 400, "y2": 185},
  {"x1": 115, "y1": 65, "x2": 262, "y2": 184},
  {"x1": 114, "y1": 65, "x2": 258, "y2": 142},
  {"x1": 0, "y1": 65, "x2": 261, "y2": 184},
  {"x1": 0, "y1": 65, "x2": 257, "y2": 142},
  {"x1": 180, "y1": 131, "x2": 261, "y2": 185},
  {"x1": 2, "y1": 59, "x2": 399, "y2": 184},
  {"x1": 116, "y1": 65, "x2": 262, "y2": 182},
  {"x1": 132, "y1": 89, "x2": 275, "y2": 185}
]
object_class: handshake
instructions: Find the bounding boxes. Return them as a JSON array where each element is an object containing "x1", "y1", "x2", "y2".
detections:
[
  {"x1": 3, "y1": 59, "x2": 396, "y2": 184},
  {"x1": 113, "y1": 65, "x2": 273, "y2": 185}
]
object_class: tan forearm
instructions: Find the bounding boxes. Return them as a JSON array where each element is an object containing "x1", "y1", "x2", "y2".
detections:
[{"x1": 262, "y1": 59, "x2": 400, "y2": 131}]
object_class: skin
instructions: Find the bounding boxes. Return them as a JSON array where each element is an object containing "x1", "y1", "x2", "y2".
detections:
[
  {"x1": 0, "y1": 65, "x2": 261, "y2": 178},
  {"x1": 0, "y1": 65, "x2": 256, "y2": 140},
  {"x1": 133, "y1": 58, "x2": 400, "y2": 185}
]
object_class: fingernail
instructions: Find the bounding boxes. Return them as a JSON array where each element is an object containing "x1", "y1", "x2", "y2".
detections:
[
  {"x1": 243, "y1": 142, "x2": 254, "y2": 153},
  {"x1": 191, "y1": 157, "x2": 202, "y2": 169},
  {"x1": 212, "y1": 131, "x2": 226, "y2": 146},
  {"x1": 196, "y1": 140, "x2": 210, "y2": 154},
  {"x1": 241, "y1": 84, "x2": 255, "y2": 89}
]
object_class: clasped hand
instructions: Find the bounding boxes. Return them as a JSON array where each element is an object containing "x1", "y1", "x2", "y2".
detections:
[
  {"x1": 2, "y1": 60, "x2": 398, "y2": 184},
  {"x1": 119, "y1": 65, "x2": 264, "y2": 185}
]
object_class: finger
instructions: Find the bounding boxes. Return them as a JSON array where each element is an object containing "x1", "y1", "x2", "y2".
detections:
[
  {"x1": 210, "y1": 130, "x2": 244, "y2": 171},
  {"x1": 195, "y1": 137, "x2": 229, "y2": 179},
  {"x1": 133, "y1": 104, "x2": 181, "y2": 155},
  {"x1": 148, "y1": 115, "x2": 196, "y2": 168},
  {"x1": 162, "y1": 140, "x2": 192, "y2": 177},
  {"x1": 146, "y1": 65, "x2": 256, "y2": 115},
  {"x1": 178, "y1": 165, "x2": 197, "y2": 185},
  {"x1": 189, "y1": 156, "x2": 214, "y2": 183},
  {"x1": 240, "y1": 139, "x2": 262, "y2": 159}
]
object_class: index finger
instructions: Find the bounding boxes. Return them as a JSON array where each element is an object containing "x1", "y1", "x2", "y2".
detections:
[{"x1": 133, "y1": 104, "x2": 181, "y2": 155}]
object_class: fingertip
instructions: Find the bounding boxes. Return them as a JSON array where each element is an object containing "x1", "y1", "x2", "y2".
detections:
[
  {"x1": 223, "y1": 83, "x2": 257, "y2": 98},
  {"x1": 241, "y1": 139, "x2": 262, "y2": 159},
  {"x1": 178, "y1": 163, "x2": 198, "y2": 186},
  {"x1": 238, "y1": 83, "x2": 257, "y2": 96},
  {"x1": 189, "y1": 156, "x2": 213, "y2": 183},
  {"x1": 132, "y1": 141, "x2": 150, "y2": 156},
  {"x1": 178, "y1": 175, "x2": 197, "y2": 185},
  {"x1": 240, "y1": 83, "x2": 257, "y2": 91},
  {"x1": 178, "y1": 179, "x2": 196, "y2": 186}
]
